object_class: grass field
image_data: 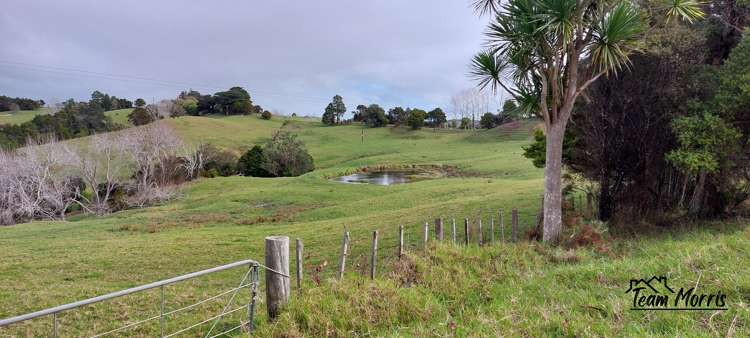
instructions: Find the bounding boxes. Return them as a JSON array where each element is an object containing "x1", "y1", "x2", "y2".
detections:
[
  {"x1": 1, "y1": 115, "x2": 748, "y2": 337},
  {"x1": 104, "y1": 108, "x2": 134, "y2": 125},
  {"x1": 0, "y1": 108, "x2": 51, "y2": 125},
  {"x1": 0, "y1": 108, "x2": 134, "y2": 126}
]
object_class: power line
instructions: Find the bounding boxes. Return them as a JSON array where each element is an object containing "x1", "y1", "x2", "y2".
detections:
[{"x1": 0, "y1": 60, "x2": 333, "y2": 103}]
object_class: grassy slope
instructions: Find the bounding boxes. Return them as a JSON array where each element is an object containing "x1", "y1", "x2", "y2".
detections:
[
  {"x1": 0, "y1": 108, "x2": 133, "y2": 126},
  {"x1": 104, "y1": 108, "x2": 134, "y2": 125},
  {"x1": 0, "y1": 115, "x2": 747, "y2": 336},
  {"x1": 0, "y1": 108, "x2": 51, "y2": 125}
]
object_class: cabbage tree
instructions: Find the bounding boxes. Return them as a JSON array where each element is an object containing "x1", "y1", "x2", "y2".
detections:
[{"x1": 470, "y1": 0, "x2": 703, "y2": 243}]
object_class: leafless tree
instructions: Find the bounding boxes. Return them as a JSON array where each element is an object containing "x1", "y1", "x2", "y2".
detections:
[
  {"x1": 0, "y1": 137, "x2": 79, "y2": 224},
  {"x1": 66, "y1": 132, "x2": 129, "y2": 216},
  {"x1": 179, "y1": 142, "x2": 206, "y2": 180},
  {"x1": 450, "y1": 88, "x2": 492, "y2": 129}
]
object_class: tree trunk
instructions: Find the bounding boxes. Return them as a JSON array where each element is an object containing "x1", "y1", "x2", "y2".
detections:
[
  {"x1": 688, "y1": 170, "x2": 707, "y2": 216},
  {"x1": 542, "y1": 124, "x2": 565, "y2": 243},
  {"x1": 598, "y1": 173, "x2": 613, "y2": 221}
]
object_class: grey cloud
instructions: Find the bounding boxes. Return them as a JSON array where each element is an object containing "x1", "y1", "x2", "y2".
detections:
[{"x1": 1, "y1": 1, "x2": 489, "y2": 115}]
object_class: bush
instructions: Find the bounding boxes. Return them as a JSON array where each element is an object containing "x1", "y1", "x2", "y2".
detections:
[
  {"x1": 261, "y1": 111, "x2": 272, "y2": 120},
  {"x1": 406, "y1": 109, "x2": 427, "y2": 130},
  {"x1": 199, "y1": 144, "x2": 238, "y2": 177},
  {"x1": 260, "y1": 131, "x2": 314, "y2": 177},
  {"x1": 237, "y1": 145, "x2": 271, "y2": 177}
]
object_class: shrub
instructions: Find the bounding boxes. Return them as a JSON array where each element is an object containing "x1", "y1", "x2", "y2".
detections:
[
  {"x1": 261, "y1": 131, "x2": 314, "y2": 177},
  {"x1": 406, "y1": 109, "x2": 427, "y2": 130},
  {"x1": 261, "y1": 111, "x2": 272, "y2": 120},
  {"x1": 199, "y1": 144, "x2": 238, "y2": 177},
  {"x1": 237, "y1": 145, "x2": 271, "y2": 177}
]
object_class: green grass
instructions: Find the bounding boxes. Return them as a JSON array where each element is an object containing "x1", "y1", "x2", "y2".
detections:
[
  {"x1": 104, "y1": 108, "x2": 134, "y2": 126},
  {"x1": 0, "y1": 115, "x2": 747, "y2": 336},
  {"x1": 0, "y1": 108, "x2": 134, "y2": 126},
  {"x1": 0, "y1": 108, "x2": 51, "y2": 125}
]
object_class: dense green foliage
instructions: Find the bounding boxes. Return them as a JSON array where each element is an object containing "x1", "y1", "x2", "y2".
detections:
[
  {"x1": 0, "y1": 99, "x2": 114, "y2": 148},
  {"x1": 260, "y1": 131, "x2": 314, "y2": 177},
  {"x1": 0, "y1": 95, "x2": 44, "y2": 112},
  {"x1": 237, "y1": 145, "x2": 271, "y2": 177},
  {"x1": 406, "y1": 108, "x2": 427, "y2": 129},
  {"x1": 322, "y1": 95, "x2": 346, "y2": 125},
  {"x1": 427, "y1": 107, "x2": 447, "y2": 127},
  {"x1": 89, "y1": 90, "x2": 132, "y2": 111},
  {"x1": 362, "y1": 104, "x2": 388, "y2": 128},
  {"x1": 480, "y1": 112, "x2": 496, "y2": 129},
  {"x1": 666, "y1": 113, "x2": 741, "y2": 175},
  {"x1": 127, "y1": 107, "x2": 153, "y2": 126}
]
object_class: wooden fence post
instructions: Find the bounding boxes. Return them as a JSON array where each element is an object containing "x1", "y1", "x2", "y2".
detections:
[
  {"x1": 499, "y1": 209, "x2": 505, "y2": 243},
  {"x1": 512, "y1": 208, "x2": 518, "y2": 242},
  {"x1": 423, "y1": 222, "x2": 429, "y2": 246},
  {"x1": 435, "y1": 218, "x2": 444, "y2": 241},
  {"x1": 337, "y1": 230, "x2": 350, "y2": 280},
  {"x1": 265, "y1": 236, "x2": 290, "y2": 320},
  {"x1": 464, "y1": 218, "x2": 470, "y2": 246},
  {"x1": 477, "y1": 219, "x2": 483, "y2": 245},
  {"x1": 490, "y1": 216, "x2": 495, "y2": 244},
  {"x1": 451, "y1": 218, "x2": 457, "y2": 243},
  {"x1": 398, "y1": 224, "x2": 404, "y2": 258},
  {"x1": 295, "y1": 238, "x2": 303, "y2": 289},
  {"x1": 370, "y1": 230, "x2": 378, "y2": 279}
]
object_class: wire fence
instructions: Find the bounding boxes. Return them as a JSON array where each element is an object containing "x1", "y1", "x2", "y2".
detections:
[{"x1": 0, "y1": 260, "x2": 268, "y2": 337}]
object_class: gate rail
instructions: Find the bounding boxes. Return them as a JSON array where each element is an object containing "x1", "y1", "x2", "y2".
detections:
[{"x1": 0, "y1": 259, "x2": 261, "y2": 337}]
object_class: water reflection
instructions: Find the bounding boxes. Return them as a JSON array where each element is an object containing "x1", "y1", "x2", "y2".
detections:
[{"x1": 334, "y1": 171, "x2": 411, "y2": 186}]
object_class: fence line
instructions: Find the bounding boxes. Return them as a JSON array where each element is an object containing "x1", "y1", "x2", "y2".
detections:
[{"x1": 2, "y1": 207, "x2": 540, "y2": 336}]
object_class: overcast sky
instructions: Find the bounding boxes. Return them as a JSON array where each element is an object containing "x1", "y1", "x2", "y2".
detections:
[{"x1": 0, "y1": 1, "x2": 493, "y2": 116}]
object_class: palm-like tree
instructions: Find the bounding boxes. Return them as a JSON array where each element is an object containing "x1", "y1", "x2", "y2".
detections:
[{"x1": 470, "y1": 0, "x2": 703, "y2": 243}]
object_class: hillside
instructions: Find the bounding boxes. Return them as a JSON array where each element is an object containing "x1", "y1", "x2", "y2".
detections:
[
  {"x1": 0, "y1": 108, "x2": 52, "y2": 125},
  {"x1": 1, "y1": 115, "x2": 746, "y2": 336},
  {"x1": 0, "y1": 107, "x2": 134, "y2": 126}
]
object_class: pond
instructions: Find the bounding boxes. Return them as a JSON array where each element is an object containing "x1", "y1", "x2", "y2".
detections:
[{"x1": 334, "y1": 171, "x2": 412, "y2": 186}]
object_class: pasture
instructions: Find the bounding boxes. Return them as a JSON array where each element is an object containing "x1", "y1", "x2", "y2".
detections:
[{"x1": 0, "y1": 115, "x2": 747, "y2": 336}]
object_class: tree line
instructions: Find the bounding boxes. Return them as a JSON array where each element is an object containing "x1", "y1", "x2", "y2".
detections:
[
  {"x1": 320, "y1": 95, "x2": 448, "y2": 130},
  {"x1": 0, "y1": 92, "x2": 122, "y2": 149},
  {"x1": 127, "y1": 86, "x2": 273, "y2": 126},
  {"x1": 0, "y1": 96, "x2": 45, "y2": 112}
]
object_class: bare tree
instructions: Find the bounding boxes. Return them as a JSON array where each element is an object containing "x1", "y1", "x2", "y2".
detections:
[
  {"x1": 450, "y1": 88, "x2": 492, "y2": 129},
  {"x1": 67, "y1": 133, "x2": 129, "y2": 215}
]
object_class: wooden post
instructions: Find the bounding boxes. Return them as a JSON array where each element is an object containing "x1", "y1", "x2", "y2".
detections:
[
  {"x1": 499, "y1": 209, "x2": 505, "y2": 243},
  {"x1": 490, "y1": 216, "x2": 495, "y2": 244},
  {"x1": 451, "y1": 218, "x2": 457, "y2": 243},
  {"x1": 337, "y1": 231, "x2": 350, "y2": 280},
  {"x1": 423, "y1": 222, "x2": 429, "y2": 246},
  {"x1": 398, "y1": 224, "x2": 404, "y2": 258},
  {"x1": 477, "y1": 219, "x2": 483, "y2": 245},
  {"x1": 435, "y1": 218, "x2": 444, "y2": 241},
  {"x1": 511, "y1": 208, "x2": 518, "y2": 242},
  {"x1": 265, "y1": 236, "x2": 290, "y2": 320},
  {"x1": 370, "y1": 230, "x2": 378, "y2": 279},
  {"x1": 534, "y1": 195, "x2": 544, "y2": 237},
  {"x1": 295, "y1": 238, "x2": 303, "y2": 289},
  {"x1": 464, "y1": 218, "x2": 470, "y2": 246}
]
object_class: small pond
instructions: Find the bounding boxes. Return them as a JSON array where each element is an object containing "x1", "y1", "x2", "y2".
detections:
[{"x1": 334, "y1": 171, "x2": 412, "y2": 186}]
